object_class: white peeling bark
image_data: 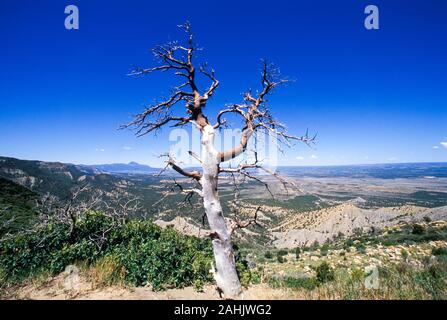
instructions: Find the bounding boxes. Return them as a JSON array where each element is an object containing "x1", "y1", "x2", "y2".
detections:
[{"x1": 200, "y1": 124, "x2": 242, "y2": 299}]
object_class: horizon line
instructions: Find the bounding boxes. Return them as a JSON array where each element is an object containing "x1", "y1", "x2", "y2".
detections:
[{"x1": 1, "y1": 155, "x2": 447, "y2": 169}]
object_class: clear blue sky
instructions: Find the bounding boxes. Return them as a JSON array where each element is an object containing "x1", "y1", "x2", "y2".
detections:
[{"x1": 0, "y1": 0, "x2": 446, "y2": 167}]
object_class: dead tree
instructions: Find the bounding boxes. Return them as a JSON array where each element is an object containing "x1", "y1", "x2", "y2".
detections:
[
  {"x1": 102, "y1": 192, "x2": 144, "y2": 224},
  {"x1": 36, "y1": 185, "x2": 102, "y2": 234},
  {"x1": 123, "y1": 22, "x2": 314, "y2": 299}
]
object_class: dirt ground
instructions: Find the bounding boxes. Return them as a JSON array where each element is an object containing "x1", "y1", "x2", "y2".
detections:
[{"x1": 3, "y1": 269, "x2": 298, "y2": 300}]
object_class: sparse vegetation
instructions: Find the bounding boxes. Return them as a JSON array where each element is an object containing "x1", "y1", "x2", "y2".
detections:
[
  {"x1": 0, "y1": 211, "x2": 254, "y2": 293},
  {"x1": 315, "y1": 262, "x2": 335, "y2": 283},
  {"x1": 320, "y1": 244, "x2": 329, "y2": 256},
  {"x1": 412, "y1": 224, "x2": 425, "y2": 235},
  {"x1": 294, "y1": 247, "x2": 301, "y2": 260},
  {"x1": 432, "y1": 247, "x2": 447, "y2": 256},
  {"x1": 355, "y1": 243, "x2": 366, "y2": 254},
  {"x1": 259, "y1": 222, "x2": 447, "y2": 299},
  {"x1": 268, "y1": 276, "x2": 318, "y2": 291}
]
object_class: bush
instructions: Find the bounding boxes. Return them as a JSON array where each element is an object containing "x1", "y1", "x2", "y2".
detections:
[
  {"x1": 316, "y1": 261, "x2": 334, "y2": 283},
  {"x1": 350, "y1": 267, "x2": 365, "y2": 282},
  {"x1": 432, "y1": 247, "x2": 447, "y2": 256},
  {"x1": 277, "y1": 256, "x2": 286, "y2": 263},
  {"x1": 277, "y1": 249, "x2": 288, "y2": 257},
  {"x1": 401, "y1": 249, "x2": 409, "y2": 260},
  {"x1": 268, "y1": 276, "x2": 317, "y2": 290},
  {"x1": 294, "y1": 247, "x2": 301, "y2": 260},
  {"x1": 0, "y1": 212, "x2": 223, "y2": 290},
  {"x1": 343, "y1": 239, "x2": 354, "y2": 251},
  {"x1": 284, "y1": 276, "x2": 318, "y2": 290},
  {"x1": 111, "y1": 224, "x2": 214, "y2": 290},
  {"x1": 412, "y1": 262, "x2": 447, "y2": 299},
  {"x1": 355, "y1": 243, "x2": 366, "y2": 254},
  {"x1": 412, "y1": 224, "x2": 425, "y2": 235},
  {"x1": 309, "y1": 241, "x2": 320, "y2": 251},
  {"x1": 320, "y1": 244, "x2": 329, "y2": 256},
  {"x1": 233, "y1": 248, "x2": 256, "y2": 288},
  {"x1": 264, "y1": 251, "x2": 273, "y2": 259}
]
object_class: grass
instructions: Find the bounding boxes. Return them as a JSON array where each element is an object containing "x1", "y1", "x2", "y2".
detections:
[
  {"x1": 257, "y1": 221, "x2": 447, "y2": 299},
  {"x1": 87, "y1": 255, "x2": 126, "y2": 288},
  {"x1": 265, "y1": 260, "x2": 447, "y2": 299}
]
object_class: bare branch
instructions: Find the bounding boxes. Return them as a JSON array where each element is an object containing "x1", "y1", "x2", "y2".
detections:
[
  {"x1": 159, "y1": 153, "x2": 202, "y2": 181},
  {"x1": 123, "y1": 21, "x2": 221, "y2": 135},
  {"x1": 188, "y1": 150, "x2": 202, "y2": 164},
  {"x1": 229, "y1": 206, "x2": 261, "y2": 236},
  {"x1": 213, "y1": 104, "x2": 246, "y2": 129},
  {"x1": 219, "y1": 142, "x2": 296, "y2": 198},
  {"x1": 218, "y1": 59, "x2": 314, "y2": 162}
]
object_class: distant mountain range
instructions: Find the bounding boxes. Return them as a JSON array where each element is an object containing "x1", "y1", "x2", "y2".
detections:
[{"x1": 86, "y1": 162, "x2": 159, "y2": 175}]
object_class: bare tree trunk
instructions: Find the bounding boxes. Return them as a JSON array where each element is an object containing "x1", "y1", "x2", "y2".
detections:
[{"x1": 201, "y1": 124, "x2": 242, "y2": 299}]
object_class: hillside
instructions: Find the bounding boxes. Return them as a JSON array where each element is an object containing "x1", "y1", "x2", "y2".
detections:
[
  {"x1": 0, "y1": 156, "x2": 97, "y2": 199},
  {"x1": 0, "y1": 177, "x2": 38, "y2": 236},
  {"x1": 0, "y1": 156, "x2": 165, "y2": 218},
  {"x1": 272, "y1": 203, "x2": 447, "y2": 248}
]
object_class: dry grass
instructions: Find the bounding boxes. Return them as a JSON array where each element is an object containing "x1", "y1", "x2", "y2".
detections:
[{"x1": 87, "y1": 255, "x2": 126, "y2": 288}]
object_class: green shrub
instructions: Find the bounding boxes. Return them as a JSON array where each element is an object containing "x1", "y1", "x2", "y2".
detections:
[
  {"x1": 320, "y1": 244, "x2": 329, "y2": 256},
  {"x1": 350, "y1": 267, "x2": 365, "y2": 282},
  {"x1": 277, "y1": 256, "x2": 286, "y2": 263},
  {"x1": 294, "y1": 247, "x2": 301, "y2": 260},
  {"x1": 401, "y1": 249, "x2": 409, "y2": 260},
  {"x1": 233, "y1": 249, "x2": 256, "y2": 288},
  {"x1": 316, "y1": 261, "x2": 334, "y2": 283},
  {"x1": 277, "y1": 249, "x2": 288, "y2": 257},
  {"x1": 343, "y1": 239, "x2": 354, "y2": 251},
  {"x1": 432, "y1": 247, "x2": 447, "y2": 256},
  {"x1": 267, "y1": 276, "x2": 282, "y2": 288},
  {"x1": 309, "y1": 241, "x2": 320, "y2": 251},
  {"x1": 268, "y1": 276, "x2": 317, "y2": 290},
  {"x1": 355, "y1": 243, "x2": 366, "y2": 254},
  {"x1": 264, "y1": 251, "x2": 273, "y2": 259},
  {"x1": 112, "y1": 224, "x2": 214, "y2": 290},
  {"x1": 412, "y1": 224, "x2": 425, "y2": 235},
  {"x1": 412, "y1": 263, "x2": 447, "y2": 299},
  {"x1": 284, "y1": 277, "x2": 318, "y2": 290},
  {"x1": 0, "y1": 212, "x2": 225, "y2": 290}
]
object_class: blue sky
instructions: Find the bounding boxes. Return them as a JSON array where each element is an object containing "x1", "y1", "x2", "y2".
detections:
[{"x1": 0, "y1": 0, "x2": 446, "y2": 167}]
